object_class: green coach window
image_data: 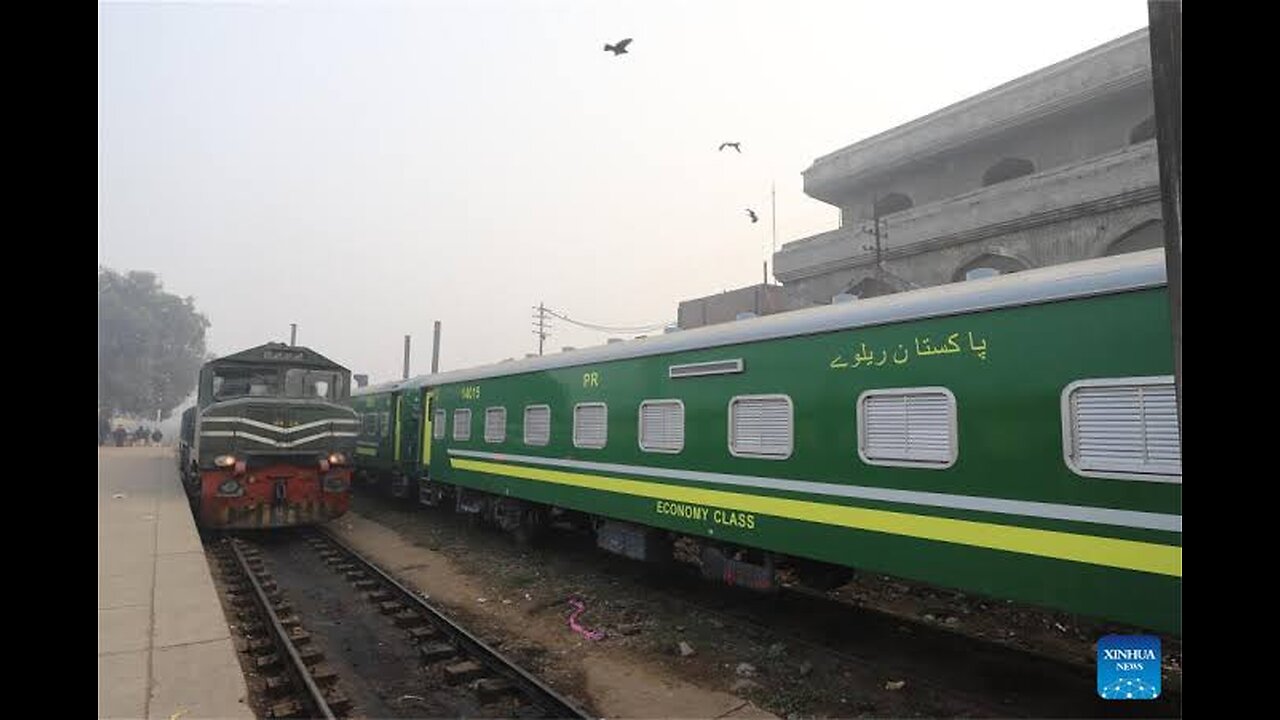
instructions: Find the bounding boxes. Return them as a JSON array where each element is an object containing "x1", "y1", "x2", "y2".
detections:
[
  {"x1": 728, "y1": 395, "x2": 793, "y2": 459},
  {"x1": 573, "y1": 403, "x2": 608, "y2": 449},
  {"x1": 524, "y1": 405, "x2": 551, "y2": 446},
  {"x1": 1061, "y1": 376, "x2": 1181, "y2": 483},
  {"x1": 857, "y1": 387, "x2": 957, "y2": 469},
  {"x1": 453, "y1": 408, "x2": 472, "y2": 442},
  {"x1": 639, "y1": 399, "x2": 684, "y2": 454},
  {"x1": 485, "y1": 407, "x2": 507, "y2": 443}
]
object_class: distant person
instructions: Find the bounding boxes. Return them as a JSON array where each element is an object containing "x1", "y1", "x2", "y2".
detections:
[
  {"x1": 113, "y1": 426, "x2": 127, "y2": 447},
  {"x1": 99, "y1": 415, "x2": 110, "y2": 446},
  {"x1": 152, "y1": 429, "x2": 163, "y2": 445}
]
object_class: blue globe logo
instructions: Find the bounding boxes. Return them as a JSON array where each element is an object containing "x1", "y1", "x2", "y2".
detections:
[{"x1": 1099, "y1": 676, "x2": 1160, "y2": 700}]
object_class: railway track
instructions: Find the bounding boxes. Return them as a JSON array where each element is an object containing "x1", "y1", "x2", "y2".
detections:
[
  {"x1": 208, "y1": 530, "x2": 589, "y2": 719},
  {"x1": 211, "y1": 539, "x2": 349, "y2": 718}
]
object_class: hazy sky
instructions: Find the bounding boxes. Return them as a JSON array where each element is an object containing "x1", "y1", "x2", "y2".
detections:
[{"x1": 98, "y1": 0, "x2": 1149, "y2": 384}]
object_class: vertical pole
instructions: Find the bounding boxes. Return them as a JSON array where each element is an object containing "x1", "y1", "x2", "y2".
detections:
[
  {"x1": 771, "y1": 182, "x2": 777, "y2": 255},
  {"x1": 402, "y1": 335, "x2": 411, "y2": 380},
  {"x1": 290, "y1": 323, "x2": 297, "y2": 346},
  {"x1": 770, "y1": 182, "x2": 778, "y2": 284},
  {"x1": 1148, "y1": 0, "x2": 1182, "y2": 449},
  {"x1": 431, "y1": 320, "x2": 441, "y2": 374},
  {"x1": 531, "y1": 304, "x2": 550, "y2": 356},
  {"x1": 874, "y1": 205, "x2": 883, "y2": 270}
]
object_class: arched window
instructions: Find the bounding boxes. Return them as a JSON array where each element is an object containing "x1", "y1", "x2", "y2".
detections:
[
  {"x1": 964, "y1": 267, "x2": 1001, "y2": 281},
  {"x1": 873, "y1": 193, "x2": 913, "y2": 217},
  {"x1": 1129, "y1": 116, "x2": 1156, "y2": 144},
  {"x1": 981, "y1": 158, "x2": 1035, "y2": 187},
  {"x1": 953, "y1": 253, "x2": 1028, "y2": 282},
  {"x1": 1105, "y1": 220, "x2": 1164, "y2": 256}
]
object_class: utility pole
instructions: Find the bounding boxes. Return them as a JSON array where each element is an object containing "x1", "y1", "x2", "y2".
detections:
[
  {"x1": 1148, "y1": 0, "x2": 1181, "y2": 450},
  {"x1": 290, "y1": 323, "x2": 297, "y2": 346},
  {"x1": 402, "y1": 335, "x2": 411, "y2": 379},
  {"x1": 861, "y1": 200, "x2": 887, "y2": 275},
  {"x1": 531, "y1": 302, "x2": 551, "y2": 356},
  {"x1": 771, "y1": 182, "x2": 777, "y2": 255},
  {"x1": 431, "y1": 320, "x2": 442, "y2": 374},
  {"x1": 770, "y1": 182, "x2": 778, "y2": 283}
]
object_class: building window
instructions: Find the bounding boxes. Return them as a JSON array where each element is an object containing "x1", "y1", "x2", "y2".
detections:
[
  {"x1": 981, "y1": 157, "x2": 1035, "y2": 187},
  {"x1": 524, "y1": 405, "x2": 551, "y2": 446},
  {"x1": 433, "y1": 409, "x2": 446, "y2": 440},
  {"x1": 858, "y1": 388, "x2": 957, "y2": 468},
  {"x1": 1104, "y1": 220, "x2": 1165, "y2": 256},
  {"x1": 639, "y1": 400, "x2": 684, "y2": 453},
  {"x1": 484, "y1": 407, "x2": 506, "y2": 443},
  {"x1": 873, "y1": 192, "x2": 913, "y2": 217},
  {"x1": 953, "y1": 252, "x2": 1028, "y2": 282},
  {"x1": 1062, "y1": 376, "x2": 1181, "y2": 482},
  {"x1": 573, "y1": 403, "x2": 608, "y2": 449},
  {"x1": 452, "y1": 408, "x2": 472, "y2": 442},
  {"x1": 729, "y1": 395, "x2": 793, "y2": 459}
]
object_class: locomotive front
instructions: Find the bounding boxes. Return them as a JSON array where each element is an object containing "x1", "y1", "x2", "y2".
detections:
[{"x1": 182, "y1": 343, "x2": 358, "y2": 528}]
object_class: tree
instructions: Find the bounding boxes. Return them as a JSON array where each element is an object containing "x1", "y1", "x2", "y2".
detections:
[{"x1": 98, "y1": 267, "x2": 210, "y2": 420}]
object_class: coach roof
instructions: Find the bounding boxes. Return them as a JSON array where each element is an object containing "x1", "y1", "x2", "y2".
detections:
[{"x1": 386, "y1": 249, "x2": 1167, "y2": 392}]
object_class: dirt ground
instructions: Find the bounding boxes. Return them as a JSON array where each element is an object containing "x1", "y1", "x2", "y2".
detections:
[
  {"x1": 334, "y1": 495, "x2": 1180, "y2": 718},
  {"x1": 331, "y1": 507, "x2": 778, "y2": 719}
]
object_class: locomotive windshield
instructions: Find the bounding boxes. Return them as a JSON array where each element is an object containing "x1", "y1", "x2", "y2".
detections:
[
  {"x1": 284, "y1": 369, "x2": 342, "y2": 400},
  {"x1": 212, "y1": 366, "x2": 341, "y2": 400},
  {"x1": 212, "y1": 367, "x2": 282, "y2": 399}
]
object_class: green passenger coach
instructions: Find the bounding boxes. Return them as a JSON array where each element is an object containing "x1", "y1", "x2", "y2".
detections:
[
  {"x1": 351, "y1": 379, "x2": 428, "y2": 498},
  {"x1": 356, "y1": 249, "x2": 1181, "y2": 634}
]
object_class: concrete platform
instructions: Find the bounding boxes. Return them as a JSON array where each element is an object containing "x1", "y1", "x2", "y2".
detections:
[{"x1": 98, "y1": 447, "x2": 252, "y2": 719}]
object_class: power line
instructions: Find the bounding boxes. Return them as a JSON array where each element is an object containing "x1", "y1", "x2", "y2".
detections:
[{"x1": 541, "y1": 306, "x2": 668, "y2": 334}]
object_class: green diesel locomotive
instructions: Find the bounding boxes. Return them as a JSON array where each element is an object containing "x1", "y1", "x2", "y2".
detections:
[
  {"x1": 353, "y1": 249, "x2": 1181, "y2": 633},
  {"x1": 179, "y1": 342, "x2": 359, "y2": 528}
]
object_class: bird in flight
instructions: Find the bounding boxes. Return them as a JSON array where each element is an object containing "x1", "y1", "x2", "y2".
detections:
[
  {"x1": 604, "y1": 38, "x2": 633, "y2": 55},
  {"x1": 719, "y1": 142, "x2": 741, "y2": 153},
  {"x1": 746, "y1": 209, "x2": 759, "y2": 223}
]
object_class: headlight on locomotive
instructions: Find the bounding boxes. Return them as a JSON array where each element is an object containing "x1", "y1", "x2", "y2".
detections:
[
  {"x1": 327, "y1": 452, "x2": 348, "y2": 466},
  {"x1": 214, "y1": 454, "x2": 237, "y2": 468},
  {"x1": 215, "y1": 478, "x2": 245, "y2": 497}
]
